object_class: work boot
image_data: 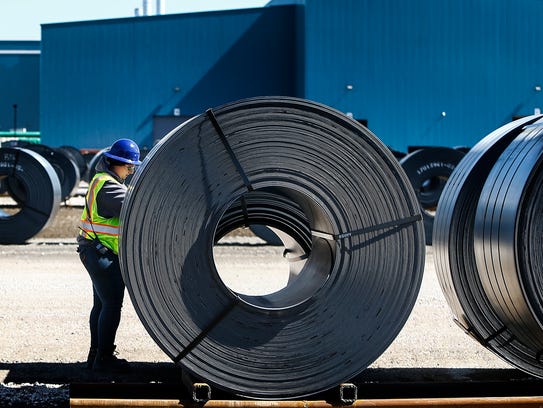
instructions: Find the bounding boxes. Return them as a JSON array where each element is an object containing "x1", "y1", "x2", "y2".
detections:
[
  {"x1": 93, "y1": 345, "x2": 130, "y2": 372},
  {"x1": 86, "y1": 347, "x2": 97, "y2": 369}
]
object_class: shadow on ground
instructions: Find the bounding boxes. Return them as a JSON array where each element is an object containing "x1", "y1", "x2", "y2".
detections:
[
  {"x1": 1, "y1": 361, "x2": 182, "y2": 385},
  {"x1": 1, "y1": 362, "x2": 543, "y2": 402}
]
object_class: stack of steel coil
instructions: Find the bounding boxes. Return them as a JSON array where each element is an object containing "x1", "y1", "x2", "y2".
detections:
[
  {"x1": 119, "y1": 96, "x2": 425, "y2": 399},
  {"x1": 434, "y1": 114, "x2": 543, "y2": 378}
]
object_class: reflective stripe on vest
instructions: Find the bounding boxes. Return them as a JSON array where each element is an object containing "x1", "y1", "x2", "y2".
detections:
[
  {"x1": 79, "y1": 172, "x2": 121, "y2": 254},
  {"x1": 79, "y1": 220, "x2": 119, "y2": 236}
]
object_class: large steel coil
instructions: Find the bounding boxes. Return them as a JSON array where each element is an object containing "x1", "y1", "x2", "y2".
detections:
[
  {"x1": 25, "y1": 143, "x2": 80, "y2": 201},
  {"x1": 59, "y1": 145, "x2": 88, "y2": 182},
  {"x1": 433, "y1": 114, "x2": 543, "y2": 378},
  {"x1": 0, "y1": 147, "x2": 61, "y2": 244},
  {"x1": 83, "y1": 148, "x2": 107, "y2": 183},
  {"x1": 400, "y1": 147, "x2": 465, "y2": 245},
  {"x1": 473, "y1": 121, "x2": 543, "y2": 374},
  {"x1": 119, "y1": 97, "x2": 425, "y2": 399}
]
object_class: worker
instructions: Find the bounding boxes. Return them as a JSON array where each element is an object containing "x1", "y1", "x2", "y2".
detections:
[{"x1": 76, "y1": 138, "x2": 141, "y2": 372}]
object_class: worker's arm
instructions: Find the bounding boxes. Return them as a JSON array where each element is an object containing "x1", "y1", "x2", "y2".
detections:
[{"x1": 95, "y1": 181, "x2": 127, "y2": 218}]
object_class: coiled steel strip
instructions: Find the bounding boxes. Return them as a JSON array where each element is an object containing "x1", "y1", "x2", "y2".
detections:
[
  {"x1": 218, "y1": 190, "x2": 312, "y2": 279},
  {"x1": 119, "y1": 97, "x2": 425, "y2": 399},
  {"x1": 433, "y1": 114, "x2": 543, "y2": 377},
  {"x1": 84, "y1": 148, "x2": 107, "y2": 183},
  {"x1": 59, "y1": 145, "x2": 89, "y2": 182},
  {"x1": 0, "y1": 147, "x2": 61, "y2": 244},
  {"x1": 219, "y1": 189, "x2": 311, "y2": 247},
  {"x1": 25, "y1": 143, "x2": 80, "y2": 201},
  {"x1": 473, "y1": 122, "x2": 543, "y2": 376},
  {"x1": 400, "y1": 147, "x2": 466, "y2": 245}
]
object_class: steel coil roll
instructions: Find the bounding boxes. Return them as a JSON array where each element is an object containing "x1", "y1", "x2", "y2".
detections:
[
  {"x1": 0, "y1": 147, "x2": 61, "y2": 244},
  {"x1": 59, "y1": 145, "x2": 88, "y2": 182},
  {"x1": 473, "y1": 122, "x2": 543, "y2": 376},
  {"x1": 83, "y1": 148, "x2": 107, "y2": 183},
  {"x1": 119, "y1": 96, "x2": 425, "y2": 399},
  {"x1": 223, "y1": 190, "x2": 311, "y2": 248},
  {"x1": 400, "y1": 147, "x2": 465, "y2": 245},
  {"x1": 25, "y1": 143, "x2": 80, "y2": 201},
  {"x1": 433, "y1": 114, "x2": 543, "y2": 377},
  {"x1": 222, "y1": 190, "x2": 312, "y2": 279}
]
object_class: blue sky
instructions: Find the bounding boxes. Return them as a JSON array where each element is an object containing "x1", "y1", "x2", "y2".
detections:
[{"x1": 0, "y1": 0, "x2": 270, "y2": 41}]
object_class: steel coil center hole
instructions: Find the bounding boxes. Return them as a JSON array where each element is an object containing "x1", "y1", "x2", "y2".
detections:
[
  {"x1": 211, "y1": 187, "x2": 334, "y2": 310},
  {"x1": 213, "y1": 226, "x2": 297, "y2": 297}
]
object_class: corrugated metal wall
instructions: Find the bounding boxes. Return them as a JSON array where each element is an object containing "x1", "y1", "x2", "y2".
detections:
[
  {"x1": 302, "y1": 0, "x2": 543, "y2": 151},
  {"x1": 40, "y1": 1, "x2": 543, "y2": 151},
  {"x1": 40, "y1": 6, "x2": 299, "y2": 149},
  {"x1": 0, "y1": 41, "x2": 40, "y2": 133}
]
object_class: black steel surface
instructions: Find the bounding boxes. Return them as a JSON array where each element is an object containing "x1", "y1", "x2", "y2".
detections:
[
  {"x1": 0, "y1": 147, "x2": 61, "y2": 244},
  {"x1": 25, "y1": 143, "x2": 80, "y2": 201},
  {"x1": 118, "y1": 96, "x2": 425, "y2": 399},
  {"x1": 433, "y1": 114, "x2": 543, "y2": 379},
  {"x1": 400, "y1": 147, "x2": 466, "y2": 245}
]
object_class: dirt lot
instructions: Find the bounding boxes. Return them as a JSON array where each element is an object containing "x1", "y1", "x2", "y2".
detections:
[{"x1": 0, "y1": 204, "x2": 530, "y2": 407}]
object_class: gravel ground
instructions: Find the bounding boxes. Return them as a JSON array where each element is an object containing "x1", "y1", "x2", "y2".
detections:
[{"x1": 0, "y1": 205, "x2": 521, "y2": 407}]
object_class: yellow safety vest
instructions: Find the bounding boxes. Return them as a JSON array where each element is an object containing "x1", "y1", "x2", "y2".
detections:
[{"x1": 79, "y1": 172, "x2": 121, "y2": 254}]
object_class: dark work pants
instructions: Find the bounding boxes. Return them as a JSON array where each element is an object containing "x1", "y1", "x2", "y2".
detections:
[{"x1": 78, "y1": 245, "x2": 125, "y2": 353}]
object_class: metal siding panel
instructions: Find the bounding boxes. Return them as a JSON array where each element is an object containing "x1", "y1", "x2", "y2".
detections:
[
  {"x1": 0, "y1": 50, "x2": 40, "y2": 132},
  {"x1": 41, "y1": 8, "x2": 297, "y2": 149},
  {"x1": 303, "y1": 0, "x2": 543, "y2": 151}
]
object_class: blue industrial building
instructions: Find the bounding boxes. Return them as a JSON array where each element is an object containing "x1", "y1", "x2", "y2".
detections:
[
  {"x1": 8, "y1": 0, "x2": 543, "y2": 152},
  {"x1": 0, "y1": 41, "x2": 40, "y2": 135}
]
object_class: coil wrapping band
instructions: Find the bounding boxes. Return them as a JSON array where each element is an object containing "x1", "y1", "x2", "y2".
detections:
[
  {"x1": 433, "y1": 114, "x2": 543, "y2": 378},
  {"x1": 119, "y1": 97, "x2": 425, "y2": 399},
  {"x1": 0, "y1": 147, "x2": 61, "y2": 244}
]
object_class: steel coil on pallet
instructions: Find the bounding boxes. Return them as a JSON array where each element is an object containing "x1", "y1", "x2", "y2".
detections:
[
  {"x1": 400, "y1": 147, "x2": 465, "y2": 245},
  {"x1": 0, "y1": 147, "x2": 61, "y2": 244},
  {"x1": 119, "y1": 97, "x2": 425, "y2": 399},
  {"x1": 433, "y1": 114, "x2": 543, "y2": 378}
]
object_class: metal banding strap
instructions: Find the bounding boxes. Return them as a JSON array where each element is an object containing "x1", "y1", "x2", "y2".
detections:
[
  {"x1": 239, "y1": 195, "x2": 250, "y2": 227},
  {"x1": 206, "y1": 108, "x2": 253, "y2": 192},
  {"x1": 173, "y1": 297, "x2": 241, "y2": 364},
  {"x1": 312, "y1": 214, "x2": 422, "y2": 241}
]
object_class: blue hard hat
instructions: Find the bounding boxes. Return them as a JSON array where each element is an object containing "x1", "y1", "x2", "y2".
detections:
[{"x1": 103, "y1": 138, "x2": 142, "y2": 165}]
